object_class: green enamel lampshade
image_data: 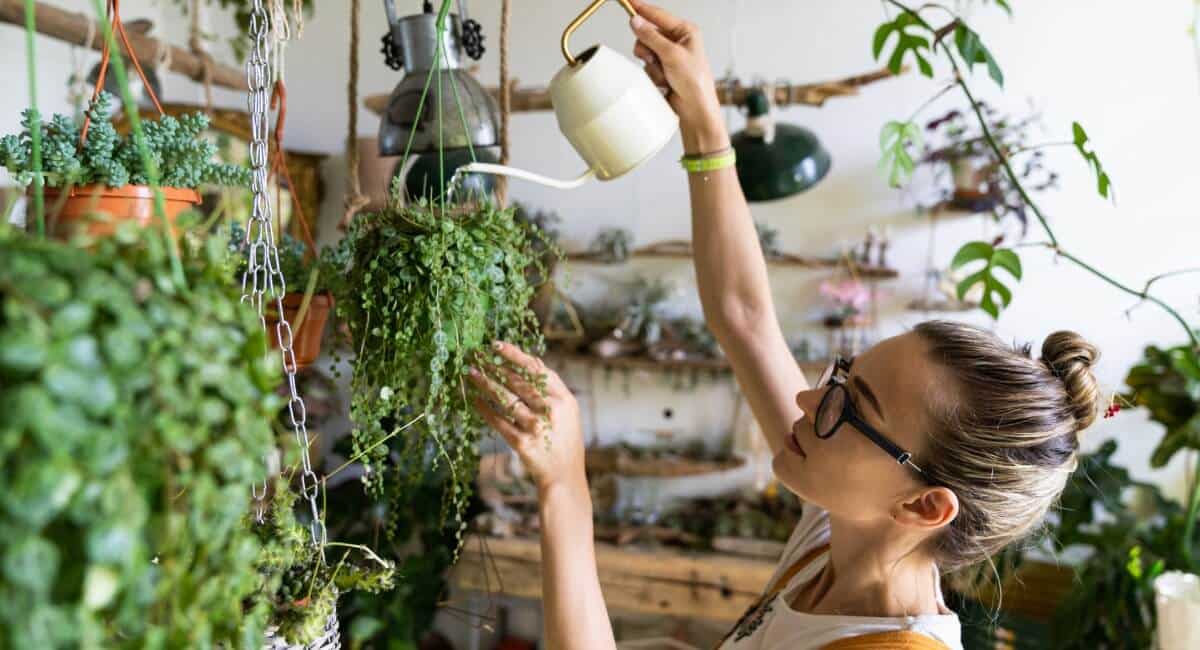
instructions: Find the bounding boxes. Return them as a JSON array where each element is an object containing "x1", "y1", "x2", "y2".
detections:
[
  {"x1": 400, "y1": 147, "x2": 499, "y2": 202},
  {"x1": 732, "y1": 89, "x2": 831, "y2": 202}
]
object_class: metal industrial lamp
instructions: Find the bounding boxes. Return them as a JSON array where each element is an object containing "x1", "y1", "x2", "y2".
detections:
[
  {"x1": 732, "y1": 88, "x2": 831, "y2": 202},
  {"x1": 377, "y1": 0, "x2": 498, "y2": 156}
]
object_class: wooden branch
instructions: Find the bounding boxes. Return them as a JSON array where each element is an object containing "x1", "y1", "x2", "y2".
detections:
[
  {"x1": 365, "y1": 65, "x2": 905, "y2": 115},
  {"x1": 0, "y1": 0, "x2": 244, "y2": 92}
]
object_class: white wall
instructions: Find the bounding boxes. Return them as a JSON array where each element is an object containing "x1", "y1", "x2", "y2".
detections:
[{"x1": 4, "y1": 1, "x2": 1198, "y2": 502}]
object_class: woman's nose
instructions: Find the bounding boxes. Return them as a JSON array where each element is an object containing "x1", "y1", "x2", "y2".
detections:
[{"x1": 794, "y1": 387, "x2": 823, "y2": 413}]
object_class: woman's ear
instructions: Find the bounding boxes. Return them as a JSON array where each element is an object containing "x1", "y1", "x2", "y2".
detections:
[{"x1": 894, "y1": 487, "x2": 958, "y2": 530}]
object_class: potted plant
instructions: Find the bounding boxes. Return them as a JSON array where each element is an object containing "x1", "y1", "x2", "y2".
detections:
[
  {"x1": 1030, "y1": 343, "x2": 1200, "y2": 648},
  {"x1": 0, "y1": 92, "x2": 249, "y2": 239},
  {"x1": 921, "y1": 104, "x2": 1057, "y2": 226},
  {"x1": 229, "y1": 223, "x2": 334, "y2": 371},
  {"x1": 252, "y1": 478, "x2": 395, "y2": 648},
  {"x1": 0, "y1": 221, "x2": 280, "y2": 647},
  {"x1": 323, "y1": 196, "x2": 554, "y2": 544}
]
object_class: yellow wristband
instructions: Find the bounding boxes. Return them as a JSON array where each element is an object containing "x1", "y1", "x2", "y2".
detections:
[{"x1": 680, "y1": 149, "x2": 737, "y2": 174}]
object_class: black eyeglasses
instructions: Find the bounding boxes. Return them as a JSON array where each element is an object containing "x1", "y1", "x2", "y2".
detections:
[{"x1": 815, "y1": 357, "x2": 929, "y2": 480}]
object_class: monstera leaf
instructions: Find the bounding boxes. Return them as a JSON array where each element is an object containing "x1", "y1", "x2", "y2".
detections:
[
  {"x1": 873, "y1": 12, "x2": 935, "y2": 77},
  {"x1": 950, "y1": 241, "x2": 1023, "y2": 319},
  {"x1": 879, "y1": 120, "x2": 923, "y2": 188},
  {"x1": 954, "y1": 23, "x2": 1004, "y2": 87},
  {"x1": 1072, "y1": 121, "x2": 1113, "y2": 200}
]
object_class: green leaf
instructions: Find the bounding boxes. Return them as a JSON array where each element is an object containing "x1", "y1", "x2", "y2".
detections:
[
  {"x1": 954, "y1": 23, "x2": 1004, "y2": 87},
  {"x1": 950, "y1": 241, "x2": 1024, "y2": 319},
  {"x1": 872, "y1": 13, "x2": 936, "y2": 78},
  {"x1": 1072, "y1": 121, "x2": 1114, "y2": 200},
  {"x1": 878, "y1": 120, "x2": 923, "y2": 188}
]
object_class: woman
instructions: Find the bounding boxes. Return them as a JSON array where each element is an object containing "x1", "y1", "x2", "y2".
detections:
[{"x1": 467, "y1": 2, "x2": 1102, "y2": 648}]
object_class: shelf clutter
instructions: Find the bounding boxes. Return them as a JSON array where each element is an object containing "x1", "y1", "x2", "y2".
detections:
[{"x1": 564, "y1": 239, "x2": 900, "y2": 279}]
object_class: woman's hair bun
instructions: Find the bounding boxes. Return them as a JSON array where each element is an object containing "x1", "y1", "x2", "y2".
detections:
[{"x1": 1040, "y1": 330, "x2": 1101, "y2": 434}]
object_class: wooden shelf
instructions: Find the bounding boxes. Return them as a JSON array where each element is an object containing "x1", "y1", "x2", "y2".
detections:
[
  {"x1": 451, "y1": 534, "x2": 777, "y2": 623},
  {"x1": 451, "y1": 534, "x2": 1074, "y2": 626},
  {"x1": 548, "y1": 350, "x2": 831, "y2": 375},
  {"x1": 565, "y1": 240, "x2": 898, "y2": 279},
  {"x1": 585, "y1": 447, "x2": 746, "y2": 478}
]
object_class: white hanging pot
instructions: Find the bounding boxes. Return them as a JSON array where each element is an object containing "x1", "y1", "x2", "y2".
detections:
[
  {"x1": 451, "y1": 0, "x2": 678, "y2": 195},
  {"x1": 1155, "y1": 571, "x2": 1200, "y2": 650}
]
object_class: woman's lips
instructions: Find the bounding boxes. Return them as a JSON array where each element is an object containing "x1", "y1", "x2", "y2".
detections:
[{"x1": 785, "y1": 430, "x2": 807, "y2": 457}]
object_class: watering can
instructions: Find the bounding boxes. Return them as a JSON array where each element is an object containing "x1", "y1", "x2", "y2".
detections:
[{"x1": 451, "y1": 0, "x2": 678, "y2": 194}]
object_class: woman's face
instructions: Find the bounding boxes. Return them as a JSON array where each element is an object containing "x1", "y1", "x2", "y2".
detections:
[{"x1": 772, "y1": 331, "x2": 948, "y2": 525}]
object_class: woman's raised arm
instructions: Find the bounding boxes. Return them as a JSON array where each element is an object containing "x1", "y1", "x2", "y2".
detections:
[{"x1": 630, "y1": 1, "x2": 808, "y2": 455}]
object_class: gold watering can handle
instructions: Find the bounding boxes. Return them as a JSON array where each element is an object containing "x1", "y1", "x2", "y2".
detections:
[{"x1": 561, "y1": 0, "x2": 638, "y2": 66}]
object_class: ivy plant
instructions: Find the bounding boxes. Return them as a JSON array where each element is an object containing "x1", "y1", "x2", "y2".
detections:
[
  {"x1": 251, "y1": 478, "x2": 396, "y2": 647},
  {"x1": 0, "y1": 222, "x2": 279, "y2": 648},
  {"x1": 0, "y1": 92, "x2": 249, "y2": 190},
  {"x1": 323, "y1": 198, "x2": 553, "y2": 550},
  {"x1": 949, "y1": 241, "x2": 1022, "y2": 318}
]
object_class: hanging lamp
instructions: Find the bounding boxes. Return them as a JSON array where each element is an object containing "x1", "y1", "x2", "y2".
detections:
[
  {"x1": 377, "y1": 0, "x2": 498, "y2": 156},
  {"x1": 732, "y1": 88, "x2": 831, "y2": 202}
]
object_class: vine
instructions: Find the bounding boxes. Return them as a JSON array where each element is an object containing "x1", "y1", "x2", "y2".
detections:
[
  {"x1": 323, "y1": 198, "x2": 555, "y2": 553},
  {"x1": 872, "y1": 0, "x2": 1200, "y2": 623}
]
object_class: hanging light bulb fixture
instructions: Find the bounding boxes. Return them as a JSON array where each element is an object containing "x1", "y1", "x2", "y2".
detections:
[
  {"x1": 732, "y1": 86, "x2": 831, "y2": 202},
  {"x1": 377, "y1": 0, "x2": 499, "y2": 156}
]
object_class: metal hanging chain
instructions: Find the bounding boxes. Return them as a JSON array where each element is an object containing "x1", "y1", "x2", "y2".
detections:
[{"x1": 243, "y1": 0, "x2": 325, "y2": 552}]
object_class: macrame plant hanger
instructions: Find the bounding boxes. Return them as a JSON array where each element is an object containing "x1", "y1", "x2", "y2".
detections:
[{"x1": 240, "y1": 0, "x2": 340, "y2": 648}]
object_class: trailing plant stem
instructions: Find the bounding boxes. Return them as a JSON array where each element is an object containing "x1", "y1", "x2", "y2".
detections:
[{"x1": 23, "y1": 0, "x2": 43, "y2": 237}]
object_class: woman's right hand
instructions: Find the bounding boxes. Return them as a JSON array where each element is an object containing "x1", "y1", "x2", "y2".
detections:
[{"x1": 628, "y1": 0, "x2": 729, "y2": 154}]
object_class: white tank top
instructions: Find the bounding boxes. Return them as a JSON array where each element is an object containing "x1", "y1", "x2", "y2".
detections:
[{"x1": 716, "y1": 506, "x2": 963, "y2": 650}]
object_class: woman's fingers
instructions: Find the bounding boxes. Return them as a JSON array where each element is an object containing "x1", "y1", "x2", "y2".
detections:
[
  {"x1": 499, "y1": 365, "x2": 550, "y2": 413},
  {"x1": 643, "y1": 60, "x2": 668, "y2": 89},
  {"x1": 634, "y1": 42, "x2": 658, "y2": 65},
  {"x1": 491, "y1": 341, "x2": 566, "y2": 394},
  {"x1": 470, "y1": 396, "x2": 527, "y2": 447},
  {"x1": 630, "y1": 0, "x2": 687, "y2": 35},
  {"x1": 467, "y1": 365, "x2": 541, "y2": 431},
  {"x1": 629, "y1": 13, "x2": 684, "y2": 63}
]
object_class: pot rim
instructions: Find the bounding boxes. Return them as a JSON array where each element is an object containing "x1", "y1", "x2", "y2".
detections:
[{"x1": 38, "y1": 184, "x2": 201, "y2": 203}]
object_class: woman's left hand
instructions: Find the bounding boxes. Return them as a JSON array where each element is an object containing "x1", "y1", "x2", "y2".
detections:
[{"x1": 467, "y1": 341, "x2": 587, "y2": 496}]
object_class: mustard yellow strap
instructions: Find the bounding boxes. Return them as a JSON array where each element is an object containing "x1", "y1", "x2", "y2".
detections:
[
  {"x1": 819, "y1": 630, "x2": 952, "y2": 650},
  {"x1": 680, "y1": 148, "x2": 737, "y2": 174}
]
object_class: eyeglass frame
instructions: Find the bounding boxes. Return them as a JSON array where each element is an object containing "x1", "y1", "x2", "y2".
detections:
[{"x1": 815, "y1": 356, "x2": 930, "y2": 480}]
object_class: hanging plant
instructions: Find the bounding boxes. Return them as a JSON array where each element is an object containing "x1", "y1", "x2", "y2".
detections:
[
  {"x1": 0, "y1": 92, "x2": 249, "y2": 237},
  {"x1": 0, "y1": 222, "x2": 279, "y2": 647},
  {"x1": 323, "y1": 198, "x2": 554, "y2": 547},
  {"x1": 228, "y1": 222, "x2": 334, "y2": 370},
  {"x1": 251, "y1": 478, "x2": 395, "y2": 647}
]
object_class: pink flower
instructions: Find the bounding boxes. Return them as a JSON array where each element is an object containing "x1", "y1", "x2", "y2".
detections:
[{"x1": 819, "y1": 279, "x2": 871, "y2": 311}]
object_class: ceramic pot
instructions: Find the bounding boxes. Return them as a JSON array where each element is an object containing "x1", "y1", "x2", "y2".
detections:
[
  {"x1": 265, "y1": 292, "x2": 334, "y2": 371},
  {"x1": 41, "y1": 184, "x2": 200, "y2": 239}
]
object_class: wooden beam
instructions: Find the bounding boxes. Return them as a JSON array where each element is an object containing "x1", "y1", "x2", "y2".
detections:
[
  {"x1": 365, "y1": 65, "x2": 904, "y2": 116},
  {"x1": 0, "y1": 0, "x2": 244, "y2": 92}
]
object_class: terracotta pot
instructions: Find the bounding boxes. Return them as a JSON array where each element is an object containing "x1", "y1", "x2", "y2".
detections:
[
  {"x1": 264, "y1": 292, "x2": 334, "y2": 371},
  {"x1": 40, "y1": 184, "x2": 200, "y2": 239}
]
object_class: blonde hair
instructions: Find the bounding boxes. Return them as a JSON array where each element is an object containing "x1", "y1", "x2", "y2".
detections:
[{"x1": 913, "y1": 321, "x2": 1101, "y2": 571}]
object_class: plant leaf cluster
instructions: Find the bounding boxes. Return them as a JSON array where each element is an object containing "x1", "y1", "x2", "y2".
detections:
[
  {"x1": 0, "y1": 92, "x2": 249, "y2": 190},
  {"x1": 0, "y1": 222, "x2": 279, "y2": 648},
  {"x1": 323, "y1": 199, "x2": 553, "y2": 551}
]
